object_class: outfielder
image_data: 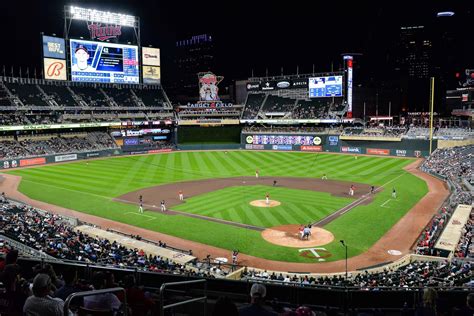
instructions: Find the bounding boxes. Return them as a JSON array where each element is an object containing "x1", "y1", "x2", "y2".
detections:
[{"x1": 392, "y1": 188, "x2": 397, "y2": 198}]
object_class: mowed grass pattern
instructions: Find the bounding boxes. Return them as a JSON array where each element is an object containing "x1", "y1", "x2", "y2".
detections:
[
  {"x1": 6, "y1": 151, "x2": 428, "y2": 262},
  {"x1": 173, "y1": 185, "x2": 353, "y2": 227}
]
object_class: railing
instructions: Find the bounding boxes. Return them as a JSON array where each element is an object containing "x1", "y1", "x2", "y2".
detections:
[
  {"x1": 159, "y1": 279, "x2": 207, "y2": 316},
  {"x1": 64, "y1": 287, "x2": 127, "y2": 316}
]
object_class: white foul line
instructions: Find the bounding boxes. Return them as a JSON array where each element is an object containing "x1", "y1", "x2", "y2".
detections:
[
  {"x1": 380, "y1": 199, "x2": 392, "y2": 207},
  {"x1": 123, "y1": 212, "x2": 155, "y2": 220}
]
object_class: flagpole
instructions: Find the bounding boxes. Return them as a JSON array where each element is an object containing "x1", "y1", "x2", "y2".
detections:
[{"x1": 429, "y1": 77, "x2": 435, "y2": 155}]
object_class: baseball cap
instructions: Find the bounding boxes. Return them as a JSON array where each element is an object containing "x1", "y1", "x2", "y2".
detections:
[
  {"x1": 250, "y1": 283, "x2": 266, "y2": 298},
  {"x1": 75, "y1": 45, "x2": 89, "y2": 54},
  {"x1": 33, "y1": 273, "x2": 51, "y2": 289}
]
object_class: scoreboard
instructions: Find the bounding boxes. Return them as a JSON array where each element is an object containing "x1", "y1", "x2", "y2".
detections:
[
  {"x1": 70, "y1": 39, "x2": 139, "y2": 84},
  {"x1": 308, "y1": 76, "x2": 343, "y2": 98}
]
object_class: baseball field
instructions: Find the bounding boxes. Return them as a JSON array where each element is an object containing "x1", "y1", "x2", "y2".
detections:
[{"x1": 6, "y1": 151, "x2": 428, "y2": 263}]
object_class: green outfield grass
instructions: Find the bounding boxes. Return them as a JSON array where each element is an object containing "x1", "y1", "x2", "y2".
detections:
[
  {"x1": 5, "y1": 151, "x2": 428, "y2": 263},
  {"x1": 173, "y1": 185, "x2": 353, "y2": 227}
]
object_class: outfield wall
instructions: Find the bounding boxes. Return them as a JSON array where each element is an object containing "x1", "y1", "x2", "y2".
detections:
[
  {"x1": 0, "y1": 148, "x2": 123, "y2": 170},
  {"x1": 241, "y1": 133, "x2": 435, "y2": 157}
]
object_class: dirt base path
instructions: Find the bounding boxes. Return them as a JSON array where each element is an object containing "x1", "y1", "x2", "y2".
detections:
[{"x1": 0, "y1": 159, "x2": 449, "y2": 273}]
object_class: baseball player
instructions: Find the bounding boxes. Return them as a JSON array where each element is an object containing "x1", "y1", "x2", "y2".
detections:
[
  {"x1": 232, "y1": 249, "x2": 239, "y2": 265},
  {"x1": 178, "y1": 190, "x2": 184, "y2": 201},
  {"x1": 299, "y1": 225, "x2": 304, "y2": 239},
  {"x1": 392, "y1": 188, "x2": 397, "y2": 198},
  {"x1": 370, "y1": 186, "x2": 375, "y2": 194},
  {"x1": 349, "y1": 185, "x2": 355, "y2": 196},
  {"x1": 322, "y1": 173, "x2": 328, "y2": 180},
  {"x1": 265, "y1": 193, "x2": 270, "y2": 205},
  {"x1": 160, "y1": 200, "x2": 166, "y2": 212},
  {"x1": 139, "y1": 202, "x2": 143, "y2": 213},
  {"x1": 139, "y1": 195, "x2": 143, "y2": 203},
  {"x1": 255, "y1": 169, "x2": 259, "y2": 178}
]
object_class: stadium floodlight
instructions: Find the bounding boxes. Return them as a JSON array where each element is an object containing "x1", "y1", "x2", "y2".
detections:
[
  {"x1": 437, "y1": 11, "x2": 455, "y2": 17},
  {"x1": 69, "y1": 6, "x2": 136, "y2": 27}
]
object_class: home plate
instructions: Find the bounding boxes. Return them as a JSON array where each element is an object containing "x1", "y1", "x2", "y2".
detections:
[{"x1": 387, "y1": 249, "x2": 402, "y2": 256}]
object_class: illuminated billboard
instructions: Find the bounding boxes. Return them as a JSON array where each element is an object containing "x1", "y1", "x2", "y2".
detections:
[
  {"x1": 44, "y1": 58, "x2": 67, "y2": 81},
  {"x1": 143, "y1": 66, "x2": 161, "y2": 84},
  {"x1": 70, "y1": 39, "x2": 139, "y2": 84},
  {"x1": 308, "y1": 76, "x2": 343, "y2": 98},
  {"x1": 42, "y1": 36, "x2": 66, "y2": 59},
  {"x1": 198, "y1": 72, "x2": 223, "y2": 101},
  {"x1": 142, "y1": 47, "x2": 160, "y2": 66}
]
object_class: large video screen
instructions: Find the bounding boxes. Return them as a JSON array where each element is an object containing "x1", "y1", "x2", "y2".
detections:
[
  {"x1": 308, "y1": 76, "x2": 343, "y2": 98},
  {"x1": 70, "y1": 39, "x2": 139, "y2": 84}
]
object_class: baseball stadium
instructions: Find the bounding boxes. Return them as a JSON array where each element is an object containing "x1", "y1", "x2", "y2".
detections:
[{"x1": 0, "y1": 3, "x2": 472, "y2": 316}]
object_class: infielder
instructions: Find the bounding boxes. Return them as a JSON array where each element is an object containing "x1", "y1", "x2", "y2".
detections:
[
  {"x1": 392, "y1": 188, "x2": 397, "y2": 198},
  {"x1": 255, "y1": 169, "x2": 259, "y2": 178},
  {"x1": 349, "y1": 185, "x2": 355, "y2": 196},
  {"x1": 139, "y1": 202, "x2": 143, "y2": 213},
  {"x1": 160, "y1": 200, "x2": 166, "y2": 212},
  {"x1": 178, "y1": 190, "x2": 184, "y2": 201},
  {"x1": 322, "y1": 173, "x2": 328, "y2": 180}
]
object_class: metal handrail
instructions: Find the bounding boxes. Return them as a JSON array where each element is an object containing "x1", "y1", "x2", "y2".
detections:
[
  {"x1": 159, "y1": 279, "x2": 207, "y2": 316},
  {"x1": 64, "y1": 287, "x2": 127, "y2": 316}
]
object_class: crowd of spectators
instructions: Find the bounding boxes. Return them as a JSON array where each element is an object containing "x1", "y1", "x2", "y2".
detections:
[
  {"x1": 0, "y1": 132, "x2": 117, "y2": 159},
  {"x1": 416, "y1": 146, "x2": 473, "y2": 258},
  {"x1": 0, "y1": 198, "x2": 220, "y2": 278},
  {"x1": 242, "y1": 126, "x2": 326, "y2": 134},
  {"x1": 242, "y1": 260, "x2": 472, "y2": 289},
  {"x1": 341, "y1": 126, "x2": 408, "y2": 137}
]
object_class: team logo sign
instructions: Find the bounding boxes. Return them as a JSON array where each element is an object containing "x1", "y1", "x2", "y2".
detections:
[
  {"x1": 246, "y1": 136, "x2": 254, "y2": 144},
  {"x1": 414, "y1": 150, "x2": 422, "y2": 158},
  {"x1": 298, "y1": 248, "x2": 332, "y2": 261},
  {"x1": 313, "y1": 137, "x2": 322, "y2": 145},
  {"x1": 44, "y1": 58, "x2": 67, "y2": 81}
]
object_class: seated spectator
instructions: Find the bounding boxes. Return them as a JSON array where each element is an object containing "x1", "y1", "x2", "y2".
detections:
[
  {"x1": 83, "y1": 271, "x2": 121, "y2": 312},
  {"x1": 121, "y1": 274, "x2": 155, "y2": 314},
  {"x1": 23, "y1": 273, "x2": 65, "y2": 316},
  {"x1": 238, "y1": 283, "x2": 277, "y2": 316},
  {"x1": 0, "y1": 264, "x2": 29, "y2": 316},
  {"x1": 55, "y1": 267, "x2": 83, "y2": 306},
  {"x1": 212, "y1": 296, "x2": 238, "y2": 316},
  {"x1": 0, "y1": 248, "x2": 18, "y2": 271}
]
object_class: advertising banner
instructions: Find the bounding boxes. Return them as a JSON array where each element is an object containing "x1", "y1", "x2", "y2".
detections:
[
  {"x1": 54, "y1": 154, "x2": 78, "y2": 162},
  {"x1": 367, "y1": 148, "x2": 390, "y2": 155},
  {"x1": 395, "y1": 149, "x2": 407, "y2": 157},
  {"x1": 272, "y1": 145, "x2": 292, "y2": 151},
  {"x1": 142, "y1": 66, "x2": 161, "y2": 84},
  {"x1": 44, "y1": 58, "x2": 67, "y2": 81},
  {"x1": 142, "y1": 47, "x2": 160, "y2": 66},
  {"x1": 148, "y1": 149, "x2": 172, "y2": 154},
  {"x1": 199, "y1": 72, "x2": 223, "y2": 101},
  {"x1": 20, "y1": 157, "x2": 46, "y2": 167},
  {"x1": 246, "y1": 134, "x2": 320, "y2": 146},
  {"x1": 340, "y1": 146, "x2": 361, "y2": 153},
  {"x1": 301, "y1": 146, "x2": 322, "y2": 152},
  {"x1": 245, "y1": 144, "x2": 264, "y2": 150},
  {"x1": 42, "y1": 35, "x2": 66, "y2": 59},
  {"x1": 2, "y1": 160, "x2": 18, "y2": 169},
  {"x1": 246, "y1": 82, "x2": 260, "y2": 91},
  {"x1": 124, "y1": 138, "x2": 139, "y2": 145},
  {"x1": 328, "y1": 135, "x2": 339, "y2": 146}
]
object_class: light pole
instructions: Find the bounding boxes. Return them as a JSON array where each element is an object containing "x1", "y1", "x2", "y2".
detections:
[{"x1": 340, "y1": 240, "x2": 348, "y2": 281}]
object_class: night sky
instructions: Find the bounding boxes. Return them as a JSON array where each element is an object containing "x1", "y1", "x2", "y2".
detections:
[{"x1": 0, "y1": 1, "x2": 471, "y2": 83}]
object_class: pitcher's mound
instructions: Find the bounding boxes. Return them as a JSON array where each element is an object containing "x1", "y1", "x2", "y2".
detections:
[
  {"x1": 250, "y1": 200, "x2": 281, "y2": 207},
  {"x1": 261, "y1": 224, "x2": 334, "y2": 247}
]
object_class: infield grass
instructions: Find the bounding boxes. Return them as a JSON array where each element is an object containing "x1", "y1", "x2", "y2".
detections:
[{"x1": 6, "y1": 151, "x2": 428, "y2": 262}]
